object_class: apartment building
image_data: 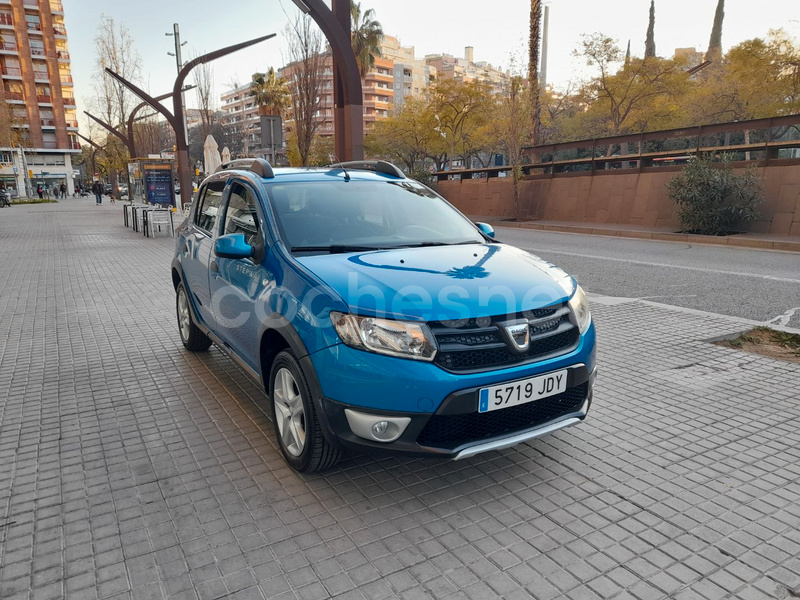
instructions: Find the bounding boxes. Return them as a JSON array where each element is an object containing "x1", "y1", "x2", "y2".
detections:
[
  {"x1": 380, "y1": 35, "x2": 436, "y2": 109},
  {"x1": 0, "y1": 0, "x2": 79, "y2": 197},
  {"x1": 219, "y1": 83, "x2": 262, "y2": 156},
  {"x1": 425, "y1": 47, "x2": 509, "y2": 93}
]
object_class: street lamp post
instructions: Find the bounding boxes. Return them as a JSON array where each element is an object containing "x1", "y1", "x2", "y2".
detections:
[
  {"x1": 166, "y1": 24, "x2": 190, "y2": 148},
  {"x1": 104, "y1": 34, "x2": 275, "y2": 211}
]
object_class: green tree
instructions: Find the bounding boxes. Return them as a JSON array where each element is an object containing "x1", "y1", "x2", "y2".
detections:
[
  {"x1": 685, "y1": 30, "x2": 800, "y2": 124},
  {"x1": 668, "y1": 154, "x2": 762, "y2": 235},
  {"x1": 365, "y1": 96, "x2": 447, "y2": 170},
  {"x1": 350, "y1": 1, "x2": 383, "y2": 79},
  {"x1": 572, "y1": 33, "x2": 689, "y2": 136},
  {"x1": 645, "y1": 0, "x2": 656, "y2": 58},
  {"x1": 250, "y1": 67, "x2": 290, "y2": 117},
  {"x1": 706, "y1": 0, "x2": 725, "y2": 63},
  {"x1": 429, "y1": 79, "x2": 493, "y2": 169}
]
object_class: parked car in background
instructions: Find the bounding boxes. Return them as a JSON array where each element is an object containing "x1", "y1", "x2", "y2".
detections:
[{"x1": 171, "y1": 159, "x2": 597, "y2": 472}]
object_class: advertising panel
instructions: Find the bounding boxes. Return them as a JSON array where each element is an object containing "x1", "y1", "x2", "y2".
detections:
[{"x1": 143, "y1": 163, "x2": 174, "y2": 206}]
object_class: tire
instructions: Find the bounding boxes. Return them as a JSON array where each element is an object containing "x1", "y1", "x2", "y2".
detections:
[
  {"x1": 176, "y1": 282, "x2": 212, "y2": 351},
  {"x1": 269, "y1": 350, "x2": 341, "y2": 473}
]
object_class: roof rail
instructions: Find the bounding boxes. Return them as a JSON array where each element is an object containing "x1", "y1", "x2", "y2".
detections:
[
  {"x1": 328, "y1": 160, "x2": 405, "y2": 178},
  {"x1": 215, "y1": 157, "x2": 275, "y2": 178}
]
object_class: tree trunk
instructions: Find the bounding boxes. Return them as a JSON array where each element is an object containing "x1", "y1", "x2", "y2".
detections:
[{"x1": 528, "y1": 0, "x2": 542, "y2": 144}]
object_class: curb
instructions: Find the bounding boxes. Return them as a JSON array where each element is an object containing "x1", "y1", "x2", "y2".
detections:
[{"x1": 484, "y1": 220, "x2": 800, "y2": 253}]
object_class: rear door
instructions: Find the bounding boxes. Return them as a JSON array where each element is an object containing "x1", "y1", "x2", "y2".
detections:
[
  {"x1": 181, "y1": 180, "x2": 227, "y2": 328},
  {"x1": 208, "y1": 180, "x2": 270, "y2": 372}
]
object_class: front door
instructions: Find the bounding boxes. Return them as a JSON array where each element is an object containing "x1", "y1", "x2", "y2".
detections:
[{"x1": 209, "y1": 180, "x2": 271, "y2": 373}]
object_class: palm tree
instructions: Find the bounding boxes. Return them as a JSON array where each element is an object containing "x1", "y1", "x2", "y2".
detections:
[
  {"x1": 249, "y1": 68, "x2": 290, "y2": 117},
  {"x1": 528, "y1": 0, "x2": 542, "y2": 142},
  {"x1": 350, "y1": 1, "x2": 383, "y2": 79}
]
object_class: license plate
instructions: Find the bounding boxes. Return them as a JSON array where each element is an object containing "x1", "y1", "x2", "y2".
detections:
[{"x1": 479, "y1": 369, "x2": 568, "y2": 413}]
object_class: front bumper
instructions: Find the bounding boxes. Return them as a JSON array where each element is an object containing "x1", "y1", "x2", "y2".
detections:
[{"x1": 320, "y1": 363, "x2": 596, "y2": 459}]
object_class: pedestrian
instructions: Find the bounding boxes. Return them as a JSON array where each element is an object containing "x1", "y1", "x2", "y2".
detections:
[
  {"x1": 60, "y1": 183, "x2": 66, "y2": 199},
  {"x1": 91, "y1": 180, "x2": 103, "y2": 205},
  {"x1": 37, "y1": 184, "x2": 43, "y2": 199},
  {"x1": 52, "y1": 184, "x2": 59, "y2": 198}
]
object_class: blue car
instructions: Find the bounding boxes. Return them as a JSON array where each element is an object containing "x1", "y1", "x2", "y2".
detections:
[{"x1": 172, "y1": 159, "x2": 596, "y2": 472}]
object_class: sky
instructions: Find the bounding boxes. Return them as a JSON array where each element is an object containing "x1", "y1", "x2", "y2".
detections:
[{"x1": 65, "y1": 0, "x2": 800, "y2": 130}]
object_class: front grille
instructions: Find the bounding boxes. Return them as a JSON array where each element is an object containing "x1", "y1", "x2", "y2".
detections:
[
  {"x1": 417, "y1": 383, "x2": 588, "y2": 449},
  {"x1": 430, "y1": 304, "x2": 579, "y2": 372}
]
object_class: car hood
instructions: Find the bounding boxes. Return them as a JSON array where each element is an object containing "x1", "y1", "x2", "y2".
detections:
[{"x1": 296, "y1": 243, "x2": 574, "y2": 321}]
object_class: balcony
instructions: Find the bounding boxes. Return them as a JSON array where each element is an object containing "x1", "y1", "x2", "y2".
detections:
[
  {"x1": 40, "y1": 118, "x2": 54, "y2": 127},
  {"x1": 56, "y1": 50, "x2": 68, "y2": 61},
  {"x1": 53, "y1": 27, "x2": 66, "y2": 36},
  {"x1": 42, "y1": 141, "x2": 58, "y2": 149},
  {"x1": 30, "y1": 47, "x2": 45, "y2": 56},
  {"x1": 62, "y1": 96, "x2": 74, "y2": 106},
  {"x1": 33, "y1": 71, "x2": 48, "y2": 80},
  {"x1": 4, "y1": 90, "x2": 23, "y2": 100},
  {"x1": 37, "y1": 94, "x2": 51, "y2": 103},
  {"x1": 50, "y1": 1, "x2": 63, "y2": 12},
  {"x1": 1, "y1": 65, "x2": 20, "y2": 76},
  {"x1": 59, "y1": 75, "x2": 72, "y2": 84},
  {"x1": 0, "y1": 13, "x2": 11, "y2": 26},
  {"x1": 69, "y1": 141, "x2": 80, "y2": 149},
  {"x1": 27, "y1": 23, "x2": 42, "y2": 33},
  {"x1": 1, "y1": 41, "x2": 16, "y2": 52},
  {"x1": 65, "y1": 120, "x2": 77, "y2": 128}
]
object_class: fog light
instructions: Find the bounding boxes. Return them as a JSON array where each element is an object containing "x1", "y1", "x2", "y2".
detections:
[{"x1": 345, "y1": 409, "x2": 411, "y2": 443}]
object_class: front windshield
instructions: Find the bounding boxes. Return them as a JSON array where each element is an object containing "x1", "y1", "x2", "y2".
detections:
[{"x1": 266, "y1": 180, "x2": 485, "y2": 252}]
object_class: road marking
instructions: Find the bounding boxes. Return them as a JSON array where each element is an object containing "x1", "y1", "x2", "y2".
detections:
[
  {"x1": 514, "y1": 245, "x2": 800, "y2": 285},
  {"x1": 768, "y1": 307, "x2": 800, "y2": 327}
]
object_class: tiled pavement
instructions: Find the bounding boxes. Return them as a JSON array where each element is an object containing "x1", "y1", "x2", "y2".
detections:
[{"x1": 1, "y1": 198, "x2": 799, "y2": 600}]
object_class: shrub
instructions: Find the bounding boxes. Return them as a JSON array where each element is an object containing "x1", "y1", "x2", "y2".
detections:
[{"x1": 667, "y1": 153, "x2": 763, "y2": 235}]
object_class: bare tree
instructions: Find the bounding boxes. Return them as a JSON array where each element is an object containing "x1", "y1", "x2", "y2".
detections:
[
  {"x1": 284, "y1": 14, "x2": 325, "y2": 166},
  {"x1": 90, "y1": 15, "x2": 141, "y2": 192},
  {"x1": 193, "y1": 52, "x2": 215, "y2": 140}
]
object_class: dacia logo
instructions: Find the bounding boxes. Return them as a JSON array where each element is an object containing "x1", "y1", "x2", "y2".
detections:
[{"x1": 503, "y1": 322, "x2": 530, "y2": 353}]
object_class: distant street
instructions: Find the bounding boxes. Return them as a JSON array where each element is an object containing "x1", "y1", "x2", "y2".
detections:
[{"x1": 497, "y1": 227, "x2": 800, "y2": 329}]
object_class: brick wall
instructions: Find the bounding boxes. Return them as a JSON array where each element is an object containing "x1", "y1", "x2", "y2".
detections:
[{"x1": 436, "y1": 163, "x2": 800, "y2": 236}]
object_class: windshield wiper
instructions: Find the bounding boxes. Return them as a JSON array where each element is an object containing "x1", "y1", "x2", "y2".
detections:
[
  {"x1": 391, "y1": 240, "x2": 482, "y2": 248},
  {"x1": 291, "y1": 244, "x2": 386, "y2": 254}
]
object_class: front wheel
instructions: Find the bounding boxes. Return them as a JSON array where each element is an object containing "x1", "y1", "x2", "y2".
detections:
[
  {"x1": 176, "y1": 282, "x2": 212, "y2": 351},
  {"x1": 270, "y1": 350, "x2": 341, "y2": 473}
]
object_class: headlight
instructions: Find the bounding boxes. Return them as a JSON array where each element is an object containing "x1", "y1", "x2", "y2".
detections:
[
  {"x1": 330, "y1": 312, "x2": 437, "y2": 361},
  {"x1": 568, "y1": 285, "x2": 591, "y2": 333}
]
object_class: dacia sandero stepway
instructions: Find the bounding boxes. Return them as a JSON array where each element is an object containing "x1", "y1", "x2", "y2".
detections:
[{"x1": 172, "y1": 159, "x2": 596, "y2": 472}]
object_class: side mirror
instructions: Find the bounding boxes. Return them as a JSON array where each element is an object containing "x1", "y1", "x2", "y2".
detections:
[
  {"x1": 475, "y1": 222, "x2": 495, "y2": 239},
  {"x1": 215, "y1": 233, "x2": 253, "y2": 259}
]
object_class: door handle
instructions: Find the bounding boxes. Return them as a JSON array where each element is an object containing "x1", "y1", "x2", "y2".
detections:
[{"x1": 210, "y1": 260, "x2": 218, "y2": 273}]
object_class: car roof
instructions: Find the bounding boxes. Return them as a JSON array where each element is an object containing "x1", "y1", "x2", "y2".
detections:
[{"x1": 206, "y1": 166, "x2": 406, "y2": 186}]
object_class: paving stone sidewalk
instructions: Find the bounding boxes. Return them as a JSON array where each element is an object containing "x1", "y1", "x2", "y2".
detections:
[{"x1": 1, "y1": 198, "x2": 799, "y2": 600}]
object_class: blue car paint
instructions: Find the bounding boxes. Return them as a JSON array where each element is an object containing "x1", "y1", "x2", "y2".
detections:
[
  {"x1": 174, "y1": 166, "x2": 596, "y2": 458},
  {"x1": 295, "y1": 244, "x2": 573, "y2": 322},
  {"x1": 308, "y1": 322, "x2": 596, "y2": 413}
]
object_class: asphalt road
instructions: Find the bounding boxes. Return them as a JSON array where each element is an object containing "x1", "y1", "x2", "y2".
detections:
[{"x1": 496, "y1": 227, "x2": 800, "y2": 329}]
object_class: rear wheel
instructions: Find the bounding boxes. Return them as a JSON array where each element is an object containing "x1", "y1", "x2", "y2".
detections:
[
  {"x1": 176, "y1": 282, "x2": 212, "y2": 351},
  {"x1": 270, "y1": 350, "x2": 341, "y2": 472}
]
